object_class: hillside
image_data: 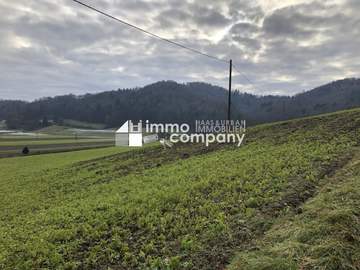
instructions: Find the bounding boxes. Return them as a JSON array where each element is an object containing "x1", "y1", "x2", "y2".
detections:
[
  {"x1": 0, "y1": 108, "x2": 359, "y2": 269},
  {"x1": 1, "y1": 78, "x2": 360, "y2": 130},
  {"x1": 229, "y1": 149, "x2": 360, "y2": 270}
]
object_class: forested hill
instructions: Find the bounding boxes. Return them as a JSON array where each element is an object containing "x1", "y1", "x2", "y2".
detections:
[{"x1": 1, "y1": 78, "x2": 360, "y2": 130}]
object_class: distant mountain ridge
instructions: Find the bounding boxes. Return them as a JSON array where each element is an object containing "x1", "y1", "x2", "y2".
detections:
[{"x1": 0, "y1": 78, "x2": 359, "y2": 130}]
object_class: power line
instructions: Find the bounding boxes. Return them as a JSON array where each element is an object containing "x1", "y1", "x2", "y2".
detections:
[
  {"x1": 71, "y1": 0, "x2": 228, "y2": 63},
  {"x1": 71, "y1": 0, "x2": 265, "y2": 108},
  {"x1": 232, "y1": 64, "x2": 266, "y2": 94}
]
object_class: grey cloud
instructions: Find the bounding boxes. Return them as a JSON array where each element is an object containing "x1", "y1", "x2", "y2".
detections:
[
  {"x1": 262, "y1": 2, "x2": 351, "y2": 41},
  {"x1": 229, "y1": 22, "x2": 261, "y2": 52},
  {"x1": 231, "y1": 23, "x2": 260, "y2": 37},
  {"x1": 229, "y1": 0, "x2": 264, "y2": 22},
  {"x1": 191, "y1": 6, "x2": 230, "y2": 27},
  {"x1": 156, "y1": 9, "x2": 190, "y2": 29},
  {"x1": 0, "y1": 0, "x2": 359, "y2": 100},
  {"x1": 156, "y1": 4, "x2": 230, "y2": 31},
  {"x1": 263, "y1": 11, "x2": 316, "y2": 39},
  {"x1": 232, "y1": 37, "x2": 261, "y2": 51}
]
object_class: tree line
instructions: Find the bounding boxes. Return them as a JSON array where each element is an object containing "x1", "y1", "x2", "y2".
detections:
[{"x1": 0, "y1": 79, "x2": 359, "y2": 130}]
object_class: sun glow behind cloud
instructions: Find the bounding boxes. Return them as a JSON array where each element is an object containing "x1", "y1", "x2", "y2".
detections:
[
  {"x1": 11, "y1": 35, "x2": 32, "y2": 49},
  {"x1": 257, "y1": 0, "x2": 314, "y2": 13}
]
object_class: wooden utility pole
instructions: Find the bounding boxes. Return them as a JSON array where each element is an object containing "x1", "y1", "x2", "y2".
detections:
[{"x1": 227, "y1": 59, "x2": 232, "y2": 121}]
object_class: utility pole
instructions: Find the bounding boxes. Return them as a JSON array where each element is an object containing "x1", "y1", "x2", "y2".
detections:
[{"x1": 227, "y1": 59, "x2": 232, "y2": 121}]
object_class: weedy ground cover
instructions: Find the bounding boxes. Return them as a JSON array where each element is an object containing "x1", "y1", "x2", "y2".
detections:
[
  {"x1": 0, "y1": 109, "x2": 359, "y2": 269},
  {"x1": 228, "y1": 149, "x2": 360, "y2": 270}
]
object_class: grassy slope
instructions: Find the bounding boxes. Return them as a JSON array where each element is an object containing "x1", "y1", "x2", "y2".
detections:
[
  {"x1": 63, "y1": 119, "x2": 106, "y2": 129},
  {"x1": 228, "y1": 149, "x2": 360, "y2": 270},
  {"x1": 0, "y1": 146, "x2": 131, "y2": 179},
  {"x1": 0, "y1": 147, "x2": 132, "y2": 214},
  {"x1": 34, "y1": 125, "x2": 73, "y2": 135},
  {"x1": 0, "y1": 109, "x2": 359, "y2": 269},
  {"x1": 35, "y1": 125, "x2": 114, "y2": 137}
]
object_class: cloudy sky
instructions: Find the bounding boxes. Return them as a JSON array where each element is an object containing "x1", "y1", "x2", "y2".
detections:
[{"x1": 0, "y1": 0, "x2": 359, "y2": 100}]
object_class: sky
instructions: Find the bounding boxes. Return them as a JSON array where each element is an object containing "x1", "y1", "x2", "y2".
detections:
[{"x1": 0, "y1": 0, "x2": 359, "y2": 100}]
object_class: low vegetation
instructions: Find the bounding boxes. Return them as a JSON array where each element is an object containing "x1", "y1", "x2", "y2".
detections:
[
  {"x1": 0, "y1": 109, "x2": 359, "y2": 269},
  {"x1": 229, "y1": 149, "x2": 360, "y2": 270},
  {"x1": 62, "y1": 119, "x2": 106, "y2": 129}
]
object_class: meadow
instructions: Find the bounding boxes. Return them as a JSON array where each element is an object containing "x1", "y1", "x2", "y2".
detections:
[
  {"x1": 0, "y1": 109, "x2": 359, "y2": 269},
  {"x1": 0, "y1": 126, "x2": 115, "y2": 157}
]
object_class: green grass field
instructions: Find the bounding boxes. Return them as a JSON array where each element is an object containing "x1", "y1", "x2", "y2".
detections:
[
  {"x1": 0, "y1": 128, "x2": 115, "y2": 157},
  {"x1": 229, "y1": 149, "x2": 360, "y2": 270},
  {"x1": 0, "y1": 138, "x2": 113, "y2": 146},
  {"x1": 0, "y1": 109, "x2": 359, "y2": 269}
]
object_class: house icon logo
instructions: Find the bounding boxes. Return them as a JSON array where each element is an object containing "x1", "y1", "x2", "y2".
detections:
[
  {"x1": 116, "y1": 120, "x2": 143, "y2": 147},
  {"x1": 115, "y1": 120, "x2": 246, "y2": 148}
]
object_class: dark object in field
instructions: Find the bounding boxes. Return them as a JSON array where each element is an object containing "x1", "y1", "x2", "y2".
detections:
[
  {"x1": 22, "y1": 147, "x2": 30, "y2": 155},
  {"x1": 182, "y1": 153, "x2": 190, "y2": 159}
]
